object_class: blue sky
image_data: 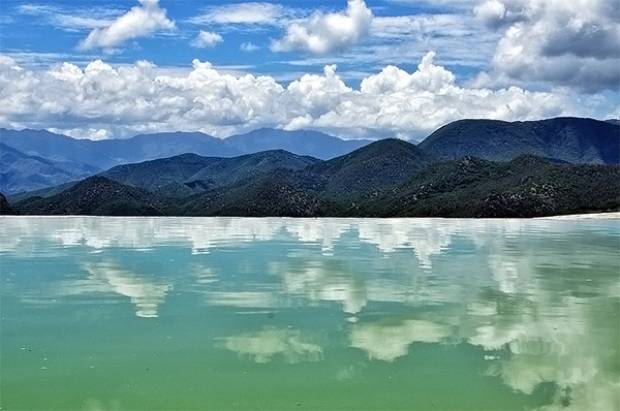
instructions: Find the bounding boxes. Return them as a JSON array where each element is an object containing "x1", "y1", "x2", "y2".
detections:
[
  {"x1": 0, "y1": 0, "x2": 618, "y2": 140},
  {"x1": 1, "y1": 0, "x2": 490, "y2": 82}
]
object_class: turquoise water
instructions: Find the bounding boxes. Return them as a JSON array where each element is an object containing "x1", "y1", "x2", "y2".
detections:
[{"x1": 1, "y1": 217, "x2": 619, "y2": 411}]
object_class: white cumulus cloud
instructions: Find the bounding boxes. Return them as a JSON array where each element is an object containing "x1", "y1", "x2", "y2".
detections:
[
  {"x1": 79, "y1": 0, "x2": 175, "y2": 50},
  {"x1": 473, "y1": 0, "x2": 524, "y2": 28},
  {"x1": 0, "y1": 52, "x2": 614, "y2": 141},
  {"x1": 240, "y1": 42, "x2": 260, "y2": 52},
  {"x1": 191, "y1": 30, "x2": 223, "y2": 48},
  {"x1": 272, "y1": 0, "x2": 373, "y2": 54},
  {"x1": 474, "y1": 0, "x2": 620, "y2": 92}
]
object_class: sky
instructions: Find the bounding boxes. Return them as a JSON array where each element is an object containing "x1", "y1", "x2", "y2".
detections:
[{"x1": 0, "y1": 0, "x2": 618, "y2": 141}]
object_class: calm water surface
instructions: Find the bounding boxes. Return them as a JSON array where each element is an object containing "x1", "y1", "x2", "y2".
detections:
[{"x1": 1, "y1": 217, "x2": 619, "y2": 411}]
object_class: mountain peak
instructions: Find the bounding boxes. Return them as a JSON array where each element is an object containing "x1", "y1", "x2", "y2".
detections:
[
  {"x1": 419, "y1": 117, "x2": 619, "y2": 164},
  {"x1": 17, "y1": 175, "x2": 167, "y2": 216},
  {"x1": 308, "y1": 137, "x2": 432, "y2": 200},
  {"x1": 331, "y1": 138, "x2": 426, "y2": 162},
  {"x1": 223, "y1": 128, "x2": 371, "y2": 159}
]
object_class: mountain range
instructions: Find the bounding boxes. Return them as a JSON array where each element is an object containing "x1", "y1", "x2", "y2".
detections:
[
  {"x1": 9, "y1": 138, "x2": 620, "y2": 218},
  {"x1": 101, "y1": 150, "x2": 319, "y2": 198},
  {"x1": 2, "y1": 117, "x2": 619, "y2": 196},
  {"x1": 0, "y1": 127, "x2": 370, "y2": 194},
  {"x1": 2, "y1": 117, "x2": 619, "y2": 217},
  {"x1": 0, "y1": 143, "x2": 98, "y2": 194}
]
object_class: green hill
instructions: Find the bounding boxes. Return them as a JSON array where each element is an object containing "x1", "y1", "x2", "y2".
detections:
[
  {"x1": 0, "y1": 192, "x2": 16, "y2": 215},
  {"x1": 308, "y1": 138, "x2": 432, "y2": 201},
  {"x1": 16, "y1": 176, "x2": 169, "y2": 216},
  {"x1": 101, "y1": 150, "x2": 320, "y2": 197},
  {"x1": 10, "y1": 139, "x2": 620, "y2": 218},
  {"x1": 361, "y1": 155, "x2": 620, "y2": 217},
  {"x1": 418, "y1": 117, "x2": 620, "y2": 164}
]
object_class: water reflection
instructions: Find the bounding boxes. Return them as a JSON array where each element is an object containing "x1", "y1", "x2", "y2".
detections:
[
  {"x1": 222, "y1": 327, "x2": 322, "y2": 364},
  {"x1": 81, "y1": 262, "x2": 172, "y2": 318},
  {"x1": 466, "y1": 293, "x2": 620, "y2": 411},
  {"x1": 1, "y1": 216, "x2": 618, "y2": 410},
  {"x1": 350, "y1": 318, "x2": 450, "y2": 362},
  {"x1": 206, "y1": 291, "x2": 277, "y2": 309},
  {"x1": 0, "y1": 217, "x2": 543, "y2": 267},
  {"x1": 272, "y1": 260, "x2": 367, "y2": 314}
]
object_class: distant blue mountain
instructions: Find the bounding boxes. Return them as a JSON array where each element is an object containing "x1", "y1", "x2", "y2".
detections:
[
  {"x1": 3, "y1": 117, "x2": 618, "y2": 196},
  {"x1": 0, "y1": 127, "x2": 370, "y2": 193},
  {"x1": 223, "y1": 128, "x2": 371, "y2": 160},
  {"x1": 0, "y1": 129, "x2": 235, "y2": 170},
  {"x1": 0, "y1": 129, "x2": 109, "y2": 169},
  {"x1": 0, "y1": 143, "x2": 98, "y2": 194},
  {"x1": 0, "y1": 127, "x2": 370, "y2": 170}
]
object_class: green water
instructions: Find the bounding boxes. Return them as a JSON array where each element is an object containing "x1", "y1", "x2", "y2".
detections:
[{"x1": 1, "y1": 217, "x2": 618, "y2": 411}]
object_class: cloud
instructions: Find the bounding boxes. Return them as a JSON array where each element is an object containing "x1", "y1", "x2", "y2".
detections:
[
  {"x1": 240, "y1": 42, "x2": 259, "y2": 52},
  {"x1": 474, "y1": 0, "x2": 620, "y2": 92},
  {"x1": 387, "y1": 0, "x2": 477, "y2": 8},
  {"x1": 271, "y1": 0, "x2": 373, "y2": 54},
  {"x1": 0, "y1": 52, "x2": 614, "y2": 140},
  {"x1": 473, "y1": 0, "x2": 525, "y2": 28},
  {"x1": 286, "y1": 12, "x2": 500, "y2": 78},
  {"x1": 189, "y1": 2, "x2": 286, "y2": 26},
  {"x1": 79, "y1": 0, "x2": 174, "y2": 50},
  {"x1": 15, "y1": 3, "x2": 122, "y2": 31},
  {"x1": 191, "y1": 30, "x2": 223, "y2": 48}
]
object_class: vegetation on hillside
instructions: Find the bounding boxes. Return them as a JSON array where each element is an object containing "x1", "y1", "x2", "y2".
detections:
[{"x1": 11, "y1": 139, "x2": 620, "y2": 218}]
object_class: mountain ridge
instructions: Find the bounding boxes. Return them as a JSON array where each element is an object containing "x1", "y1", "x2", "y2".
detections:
[
  {"x1": 0, "y1": 127, "x2": 371, "y2": 193},
  {"x1": 419, "y1": 117, "x2": 619, "y2": 164},
  {"x1": 9, "y1": 139, "x2": 619, "y2": 218},
  {"x1": 0, "y1": 127, "x2": 370, "y2": 167},
  {"x1": 360, "y1": 154, "x2": 620, "y2": 217},
  {"x1": 0, "y1": 143, "x2": 99, "y2": 194},
  {"x1": 14, "y1": 176, "x2": 168, "y2": 216},
  {"x1": 101, "y1": 150, "x2": 320, "y2": 197},
  {"x1": 2, "y1": 117, "x2": 619, "y2": 202}
]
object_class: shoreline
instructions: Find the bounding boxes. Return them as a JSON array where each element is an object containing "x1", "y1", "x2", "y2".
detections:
[
  {"x1": 535, "y1": 212, "x2": 620, "y2": 220},
  {"x1": 2, "y1": 212, "x2": 619, "y2": 220}
]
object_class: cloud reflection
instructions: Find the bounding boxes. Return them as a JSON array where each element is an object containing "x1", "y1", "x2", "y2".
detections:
[
  {"x1": 222, "y1": 327, "x2": 322, "y2": 364},
  {"x1": 273, "y1": 260, "x2": 367, "y2": 314},
  {"x1": 80, "y1": 262, "x2": 172, "y2": 318},
  {"x1": 34, "y1": 260, "x2": 173, "y2": 318},
  {"x1": 2, "y1": 216, "x2": 618, "y2": 409},
  {"x1": 0, "y1": 217, "x2": 526, "y2": 269},
  {"x1": 350, "y1": 318, "x2": 450, "y2": 362}
]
